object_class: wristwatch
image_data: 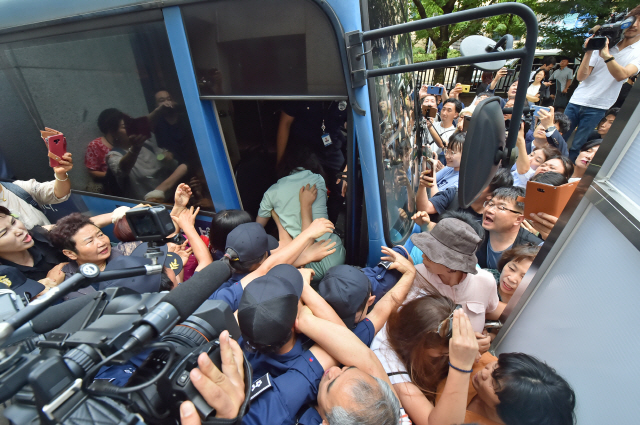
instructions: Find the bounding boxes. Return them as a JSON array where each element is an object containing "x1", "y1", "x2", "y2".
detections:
[
  {"x1": 547, "y1": 125, "x2": 556, "y2": 133},
  {"x1": 604, "y1": 56, "x2": 615, "y2": 63}
]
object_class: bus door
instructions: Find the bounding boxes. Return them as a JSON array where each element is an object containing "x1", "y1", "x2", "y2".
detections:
[
  {"x1": 345, "y1": 1, "x2": 538, "y2": 264},
  {"x1": 173, "y1": 0, "x2": 361, "y2": 261}
]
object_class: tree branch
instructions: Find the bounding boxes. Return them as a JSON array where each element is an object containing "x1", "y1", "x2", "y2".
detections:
[{"x1": 412, "y1": 0, "x2": 427, "y2": 19}]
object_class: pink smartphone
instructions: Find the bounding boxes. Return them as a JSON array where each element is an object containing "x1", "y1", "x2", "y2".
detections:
[{"x1": 46, "y1": 134, "x2": 67, "y2": 168}]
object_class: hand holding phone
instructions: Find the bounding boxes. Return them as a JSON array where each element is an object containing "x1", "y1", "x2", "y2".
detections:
[
  {"x1": 426, "y1": 85, "x2": 444, "y2": 96},
  {"x1": 460, "y1": 84, "x2": 471, "y2": 93},
  {"x1": 40, "y1": 127, "x2": 67, "y2": 168}
]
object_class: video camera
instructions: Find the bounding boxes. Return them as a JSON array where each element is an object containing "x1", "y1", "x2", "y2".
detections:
[
  {"x1": 0, "y1": 206, "x2": 251, "y2": 425},
  {"x1": 585, "y1": 11, "x2": 636, "y2": 51}
]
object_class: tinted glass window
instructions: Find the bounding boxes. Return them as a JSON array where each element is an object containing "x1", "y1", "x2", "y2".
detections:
[
  {"x1": 368, "y1": 0, "x2": 418, "y2": 244},
  {"x1": 0, "y1": 19, "x2": 214, "y2": 209},
  {"x1": 182, "y1": 0, "x2": 346, "y2": 97}
]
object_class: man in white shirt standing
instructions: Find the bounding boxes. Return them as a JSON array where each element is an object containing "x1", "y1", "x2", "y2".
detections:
[
  {"x1": 425, "y1": 98, "x2": 462, "y2": 164},
  {"x1": 563, "y1": 7, "x2": 640, "y2": 161}
]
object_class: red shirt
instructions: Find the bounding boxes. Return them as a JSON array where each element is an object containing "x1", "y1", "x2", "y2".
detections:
[{"x1": 85, "y1": 138, "x2": 111, "y2": 172}]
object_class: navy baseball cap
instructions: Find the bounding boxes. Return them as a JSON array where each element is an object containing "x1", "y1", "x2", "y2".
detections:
[
  {"x1": 0, "y1": 265, "x2": 46, "y2": 299},
  {"x1": 318, "y1": 265, "x2": 371, "y2": 329},
  {"x1": 225, "y1": 222, "x2": 278, "y2": 262},
  {"x1": 238, "y1": 264, "x2": 303, "y2": 346}
]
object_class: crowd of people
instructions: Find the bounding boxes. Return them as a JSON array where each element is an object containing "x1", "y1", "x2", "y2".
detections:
[{"x1": 2, "y1": 6, "x2": 640, "y2": 425}]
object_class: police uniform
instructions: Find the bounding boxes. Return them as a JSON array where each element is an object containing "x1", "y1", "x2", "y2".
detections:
[
  {"x1": 361, "y1": 246, "x2": 409, "y2": 301},
  {"x1": 241, "y1": 342, "x2": 325, "y2": 425}
]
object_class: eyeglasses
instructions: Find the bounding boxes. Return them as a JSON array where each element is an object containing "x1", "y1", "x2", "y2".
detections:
[
  {"x1": 483, "y1": 200, "x2": 522, "y2": 215},
  {"x1": 443, "y1": 149, "x2": 460, "y2": 156},
  {"x1": 437, "y1": 304, "x2": 463, "y2": 338}
]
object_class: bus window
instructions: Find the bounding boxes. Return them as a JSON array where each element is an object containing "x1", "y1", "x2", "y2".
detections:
[
  {"x1": 368, "y1": 0, "x2": 416, "y2": 245},
  {"x1": 0, "y1": 19, "x2": 214, "y2": 209},
  {"x1": 181, "y1": 0, "x2": 346, "y2": 97}
]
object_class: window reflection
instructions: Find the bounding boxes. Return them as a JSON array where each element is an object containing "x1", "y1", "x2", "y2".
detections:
[
  {"x1": 369, "y1": 0, "x2": 419, "y2": 244},
  {"x1": 0, "y1": 21, "x2": 213, "y2": 209}
]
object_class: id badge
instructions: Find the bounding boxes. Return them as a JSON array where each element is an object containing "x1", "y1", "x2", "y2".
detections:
[{"x1": 321, "y1": 133, "x2": 333, "y2": 147}]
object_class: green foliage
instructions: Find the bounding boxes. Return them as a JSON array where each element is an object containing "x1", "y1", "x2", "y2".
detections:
[
  {"x1": 413, "y1": 46, "x2": 461, "y2": 63},
  {"x1": 410, "y1": 0, "x2": 639, "y2": 63}
]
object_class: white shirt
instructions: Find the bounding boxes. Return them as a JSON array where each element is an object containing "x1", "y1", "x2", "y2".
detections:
[
  {"x1": 570, "y1": 41, "x2": 640, "y2": 110},
  {"x1": 427, "y1": 121, "x2": 456, "y2": 154},
  {"x1": 526, "y1": 83, "x2": 541, "y2": 98},
  {"x1": 0, "y1": 179, "x2": 70, "y2": 229}
]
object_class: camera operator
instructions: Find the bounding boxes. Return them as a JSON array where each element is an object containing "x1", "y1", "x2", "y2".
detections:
[{"x1": 564, "y1": 6, "x2": 640, "y2": 161}]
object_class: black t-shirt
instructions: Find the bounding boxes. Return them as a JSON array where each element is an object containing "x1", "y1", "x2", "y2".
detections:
[
  {"x1": 0, "y1": 236, "x2": 66, "y2": 281},
  {"x1": 282, "y1": 101, "x2": 347, "y2": 171}
]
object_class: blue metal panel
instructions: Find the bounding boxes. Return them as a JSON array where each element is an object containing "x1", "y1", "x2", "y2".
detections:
[
  {"x1": 163, "y1": 6, "x2": 241, "y2": 212},
  {"x1": 327, "y1": 0, "x2": 385, "y2": 265}
]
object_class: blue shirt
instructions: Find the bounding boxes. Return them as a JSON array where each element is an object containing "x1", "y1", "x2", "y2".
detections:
[
  {"x1": 207, "y1": 280, "x2": 244, "y2": 311},
  {"x1": 243, "y1": 336, "x2": 319, "y2": 381},
  {"x1": 242, "y1": 364, "x2": 324, "y2": 425},
  {"x1": 486, "y1": 236, "x2": 510, "y2": 269},
  {"x1": 361, "y1": 246, "x2": 408, "y2": 301},
  {"x1": 436, "y1": 167, "x2": 459, "y2": 191},
  {"x1": 297, "y1": 406, "x2": 323, "y2": 425},
  {"x1": 353, "y1": 318, "x2": 375, "y2": 346}
]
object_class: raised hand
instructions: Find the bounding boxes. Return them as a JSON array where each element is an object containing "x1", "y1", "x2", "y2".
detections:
[
  {"x1": 53, "y1": 152, "x2": 73, "y2": 175},
  {"x1": 175, "y1": 183, "x2": 193, "y2": 208},
  {"x1": 411, "y1": 210, "x2": 431, "y2": 226},
  {"x1": 380, "y1": 246, "x2": 415, "y2": 275},
  {"x1": 177, "y1": 206, "x2": 200, "y2": 230},
  {"x1": 448, "y1": 309, "x2": 479, "y2": 372}
]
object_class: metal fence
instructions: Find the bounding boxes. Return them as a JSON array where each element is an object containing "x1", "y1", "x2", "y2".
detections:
[{"x1": 415, "y1": 61, "x2": 576, "y2": 94}]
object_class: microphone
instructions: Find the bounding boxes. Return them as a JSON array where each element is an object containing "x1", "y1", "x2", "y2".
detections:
[
  {"x1": 123, "y1": 261, "x2": 232, "y2": 351},
  {"x1": 1, "y1": 294, "x2": 100, "y2": 347}
]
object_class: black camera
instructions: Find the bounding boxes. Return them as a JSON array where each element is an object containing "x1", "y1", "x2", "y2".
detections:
[
  {"x1": 126, "y1": 205, "x2": 177, "y2": 242},
  {"x1": 585, "y1": 12, "x2": 636, "y2": 51},
  {"x1": 1, "y1": 287, "x2": 249, "y2": 425}
]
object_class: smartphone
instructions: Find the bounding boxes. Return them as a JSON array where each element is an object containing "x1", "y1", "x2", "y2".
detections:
[
  {"x1": 463, "y1": 115, "x2": 471, "y2": 131},
  {"x1": 532, "y1": 106, "x2": 550, "y2": 118},
  {"x1": 426, "y1": 85, "x2": 443, "y2": 96},
  {"x1": 425, "y1": 106, "x2": 438, "y2": 119},
  {"x1": 505, "y1": 69, "x2": 516, "y2": 76},
  {"x1": 460, "y1": 84, "x2": 471, "y2": 93},
  {"x1": 523, "y1": 180, "x2": 579, "y2": 218},
  {"x1": 40, "y1": 128, "x2": 67, "y2": 168},
  {"x1": 124, "y1": 115, "x2": 152, "y2": 139}
]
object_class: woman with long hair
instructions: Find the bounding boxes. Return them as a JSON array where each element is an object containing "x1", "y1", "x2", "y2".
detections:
[{"x1": 371, "y1": 293, "x2": 480, "y2": 425}]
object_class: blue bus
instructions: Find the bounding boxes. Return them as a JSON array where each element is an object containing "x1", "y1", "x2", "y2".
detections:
[
  {"x1": 4, "y1": 1, "x2": 640, "y2": 424},
  {"x1": 0, "y1": 0, "x2": 536, "y2": 267}
]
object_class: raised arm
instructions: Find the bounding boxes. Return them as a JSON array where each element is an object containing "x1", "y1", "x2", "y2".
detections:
[
  {"x1": 299, "y1": 268, "x2": 345, "y2": 327},
  {"x1": 515, "y1": 122, "x2": 530, "y2": 175},
  {"x1": 365, "y1": 246, "x2": 416, "y2": 333},
  {"x1": 176, "y1": 207, "x2": 213, "y2": 272},
  {"x1": 239, "y1": 218, "x2": 335, "y2": 288},
  {"x1": 296, "y1": 307, "x2": 397, "y2": 396}
]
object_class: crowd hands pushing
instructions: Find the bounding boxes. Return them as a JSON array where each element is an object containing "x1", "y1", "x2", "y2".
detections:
[{"x1": 0, "y1": 155, "x2": 576, "y2": 425}]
